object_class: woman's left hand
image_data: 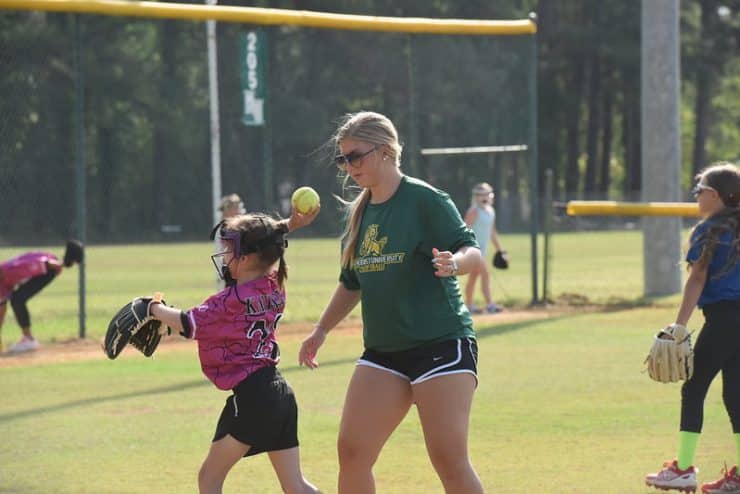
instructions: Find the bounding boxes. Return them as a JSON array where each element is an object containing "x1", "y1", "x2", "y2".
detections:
[
  {"x1": 298, "y1": 325, "x2": 327, "y2": 369},
  {"x1": 432, "y1": 247, "x2": 457, "y2": 277}
]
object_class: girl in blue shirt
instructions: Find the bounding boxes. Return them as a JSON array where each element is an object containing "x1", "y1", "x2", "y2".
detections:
[{"x1": 646, "y1": 162, "x2": 740, "y2": 494}]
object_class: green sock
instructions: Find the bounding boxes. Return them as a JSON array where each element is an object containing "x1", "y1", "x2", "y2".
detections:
[
  {"x1": 678, "y1": 431, "x2": 700, "y2": 470},
  {"x1": 735, "y1": 433, "x2": 740, "y2": 467}
]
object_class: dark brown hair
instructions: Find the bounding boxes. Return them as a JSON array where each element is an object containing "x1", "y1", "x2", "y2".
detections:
[
  {"x1": 223, "y1": 213, "x2": 288, "y2": 287},
  {"x1": 689, "y1": 161, "x2": 740, "y2": 278}
]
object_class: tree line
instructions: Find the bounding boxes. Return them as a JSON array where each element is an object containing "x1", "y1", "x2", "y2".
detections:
[{"x1": 0, "y1": 0, "x2": 737, "y2": 243}]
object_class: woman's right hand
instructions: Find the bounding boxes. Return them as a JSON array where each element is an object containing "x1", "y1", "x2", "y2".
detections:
[
  {"x1": 298, "y1": 325, "x2": 327, "y2": 369},
  {"x1": 287, "y1": 204, "x2": 320, "y2": 233}
]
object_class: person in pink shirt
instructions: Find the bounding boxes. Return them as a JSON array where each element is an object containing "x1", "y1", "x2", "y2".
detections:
[
  {"x1": 0, "y1": 240, "x2": 83, "y2": 353},
  {"x1": 147, "y1": 207, "x2": 321, "y2": 494}
]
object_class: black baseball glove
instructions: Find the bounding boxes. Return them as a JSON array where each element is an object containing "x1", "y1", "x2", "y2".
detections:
[
  {"x1": 63, "y1": 239, "x2": 84, "y2": 267},
  {"x1": 104, "y1": 293, "x2": 168, "y2": 359},
  {"x1": 493, "y1": 250, "x2": 509, "y2": 269}
]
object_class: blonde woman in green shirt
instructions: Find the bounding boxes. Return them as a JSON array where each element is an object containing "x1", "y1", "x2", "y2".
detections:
[{"x1": 299, "y1": 112, "x2": 484, "y2": 494}]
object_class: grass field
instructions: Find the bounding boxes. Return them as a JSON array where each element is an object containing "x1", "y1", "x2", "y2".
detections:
[
  {"x1": 0, "y1": 230, "x2": 672, "y2": 344},
  {"x1": 1, "y1": 231, "x2": 736, "y2": 493}
]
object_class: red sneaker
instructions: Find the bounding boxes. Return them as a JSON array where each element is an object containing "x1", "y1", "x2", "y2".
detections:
[
  {"x1": 646, "y1": 459, "x2": 698, "y2": 493},
  {"x1": 701, "y1": 464, "x2": 740, "y2": 494}
]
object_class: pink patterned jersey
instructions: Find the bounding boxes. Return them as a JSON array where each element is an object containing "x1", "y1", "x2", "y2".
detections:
[
  {"x1": 185, "y1": 273, "x2": 285, "y2": 390},
  {"x1": 0, "y1": 252, "x2": 57, "y2": 303}
]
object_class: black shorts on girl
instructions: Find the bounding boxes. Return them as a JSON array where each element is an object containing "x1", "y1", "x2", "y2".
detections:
[
  {"x1": 357, "y1": 337, "x2": 478, "y2": 385},
  {"x1": 213, "y1": 365, "x2": 298, "y2": 457}
]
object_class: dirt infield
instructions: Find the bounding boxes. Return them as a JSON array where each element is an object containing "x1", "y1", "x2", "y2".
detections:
[{"x1": 0, "y1": 309, "x2": 555, "y2": 369}]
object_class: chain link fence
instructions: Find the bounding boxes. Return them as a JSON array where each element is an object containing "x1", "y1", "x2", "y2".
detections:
[{"x1": 0, "y1": 8, "x2": 534, "y2": 246}]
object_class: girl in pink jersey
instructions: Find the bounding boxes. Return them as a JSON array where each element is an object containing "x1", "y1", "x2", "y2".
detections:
[
  {"x1": 147, "y1": 210, "x2": 321, "y2": 494},
  {"x1": 0, "y1": 240, "x2": 83, "y2": 353}
]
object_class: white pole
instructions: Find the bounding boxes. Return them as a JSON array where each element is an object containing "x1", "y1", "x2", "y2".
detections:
[
  {"x1": 207, "y1": 0, "x2": 223, "y2": 290},
  {"x1": 207, "y1": 0, "x2": 221, "y2": 228},
  {"x1": 641, "y1": 0, "x2": 682, "y2": 296}
]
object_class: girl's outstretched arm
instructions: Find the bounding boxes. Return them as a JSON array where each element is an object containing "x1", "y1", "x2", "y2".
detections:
[{"x1": 151, "y1": 303, "x2": 186, "y2": 335}]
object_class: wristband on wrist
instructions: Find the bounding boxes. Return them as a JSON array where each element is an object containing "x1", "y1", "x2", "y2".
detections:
[{"x1": 180, "y1": 311, "x2": 193, "y2": 338}]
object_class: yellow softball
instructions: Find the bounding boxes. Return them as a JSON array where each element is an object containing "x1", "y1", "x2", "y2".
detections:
[{"x1": 291, "y1": 186, "x2": 320, "y2": 214}]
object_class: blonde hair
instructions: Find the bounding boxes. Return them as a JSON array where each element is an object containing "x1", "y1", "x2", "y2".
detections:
[
  {"x1": 470, "y1": 182, "x2": 494, "y2": 208},
  {"x1": 332, "y1": 112, "x2": 402, "y2": 269},
  {"x1": 218, "y1": 194, "x2": 243, "y2": 214}
]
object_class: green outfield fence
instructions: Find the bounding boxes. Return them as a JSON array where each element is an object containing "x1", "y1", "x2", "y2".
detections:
[{"x1": 0, "y1": 1, "x2": 540, "y2": 335}]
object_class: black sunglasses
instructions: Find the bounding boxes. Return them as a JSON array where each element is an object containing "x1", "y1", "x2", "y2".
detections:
[
  {"x1": 335, "y1": 145, "x2": 379, "y2": 169},
  {"x1": 691, "y1": 183, "x2": 715, "y2": 198}
]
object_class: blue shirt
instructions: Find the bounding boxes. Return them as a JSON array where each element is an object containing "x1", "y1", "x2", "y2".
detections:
[{"x1": 686, "y1": 220, "x2": 740, "y2": 307}]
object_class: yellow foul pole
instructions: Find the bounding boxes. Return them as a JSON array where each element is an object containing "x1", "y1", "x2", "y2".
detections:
[
  {"x1": 566, "y1": 201, "x2": 700, "y2": 217},
  {"x1": 0, "y1": 0, "x2": 537, "y2": 35}
]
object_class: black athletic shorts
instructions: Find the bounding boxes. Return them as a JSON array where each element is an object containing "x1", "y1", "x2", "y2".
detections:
[
  {"x1": 358, "y1": 337, "x2": 478, "y2": 385},
  {"x1": 213, "y1": 366, "x2": 298, "y2": 457}
]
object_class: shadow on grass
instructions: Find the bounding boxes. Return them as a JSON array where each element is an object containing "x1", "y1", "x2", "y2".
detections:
[
  {"x1": 475, "y1": 315, "x2": 562, "y2": 340},
  {"x1": 1, "y1": 361, "x2": 364, "y2": 423},
  {"x1": 3, "y1": 305, "x2": 646, "y2": 423},
  {"x1": 474, "y1": 297, "x2": 669, "y2": 339},
  {"x1": 549, "y1": 292, "x2": 675, "y2": 310},
  {"x1": 0, "y1": 379, "x2": 210, "y2": 422}
]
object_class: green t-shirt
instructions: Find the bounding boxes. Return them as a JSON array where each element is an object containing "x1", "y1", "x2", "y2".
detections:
[{"x1": 339, "y1": 176, "x2": 479, "y2": 352}]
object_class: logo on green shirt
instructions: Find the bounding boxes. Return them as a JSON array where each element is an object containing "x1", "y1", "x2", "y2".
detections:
[{"x1": 356, "y1": 224, "x2": 405, "y2": 273}]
